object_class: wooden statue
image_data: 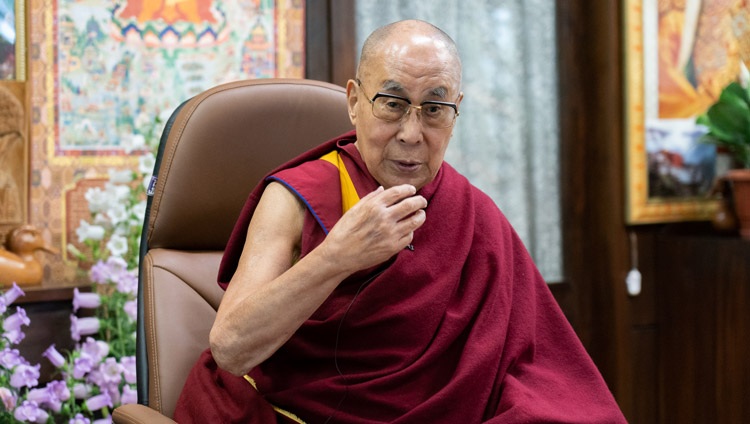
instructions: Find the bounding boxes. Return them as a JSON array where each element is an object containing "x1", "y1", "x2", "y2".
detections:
[
  {"x1": 0, "y1": 225, "x2": 58, "y2": 286},
  {"x1": 0, "y1": 86, "x2": 25, "y2": 225}
]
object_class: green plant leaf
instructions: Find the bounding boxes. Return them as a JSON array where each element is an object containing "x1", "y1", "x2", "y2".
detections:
[
  {"x1": 705, "y1": 101, "x2": 750, "y2": 145},
  {"x1": 697, "y1": 81, "x2": 750, "y2": 168},
  {"x1": 696, "y1": 113, "x2": 711, "y2": 127},
  {"x1": 716, "y1": 86, "x2": 750, "y2": 120},
  {"x1": 721, "y1": 81, "x2": 750, "y2": 106}
]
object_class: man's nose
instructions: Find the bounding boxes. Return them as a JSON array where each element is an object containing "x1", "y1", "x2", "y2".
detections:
[{"x1": 398, "y1": 107, "x2": 424, "y2": 143}]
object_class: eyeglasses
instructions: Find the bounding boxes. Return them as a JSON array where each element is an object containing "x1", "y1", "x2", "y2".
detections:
[{"x1": 357, "y1": 79, "x2": 459, "y2": 129}]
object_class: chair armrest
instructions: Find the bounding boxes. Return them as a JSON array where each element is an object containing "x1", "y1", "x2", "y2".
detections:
[{"x1": 112, "y1": 404, "x2": 177, "y2": 424}]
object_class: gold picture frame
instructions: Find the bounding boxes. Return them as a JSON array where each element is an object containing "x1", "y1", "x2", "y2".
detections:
[
  {"x1": 622, "y1": 0, "x2": 749, "y2": 224},
  {"x1": 14, "y1": 0, "x2": 25, "y2": 81}
]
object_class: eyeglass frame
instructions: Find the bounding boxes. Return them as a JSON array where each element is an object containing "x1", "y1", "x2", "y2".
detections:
[{"x1": 356, "y1": 79, "x2": 460, "y2": 128}]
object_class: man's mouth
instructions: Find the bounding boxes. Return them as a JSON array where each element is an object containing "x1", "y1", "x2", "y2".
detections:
[{"x1": 393, "y1": 160, "x2": 421, "y2": 172}]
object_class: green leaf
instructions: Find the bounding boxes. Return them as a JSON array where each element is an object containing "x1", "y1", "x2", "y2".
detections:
[
  {"x1": 705, "y1": 101, "x2": 750, "y2": 144},
  {"x1": 717, "y1": 86, "x2": 750, "y2": 120},
  {"x1": 696, "y1": 113, "x2": 712, "y2": 127},
  {"x1": 721, "y1": 81, "x2": 750, "y2": 106}
]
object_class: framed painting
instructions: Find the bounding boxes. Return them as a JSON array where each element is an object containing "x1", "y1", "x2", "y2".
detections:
[
  {"x1": 27, "y1": 0, "x2": 305, "y2": 285},
  {"x1": 0, "y1": 0, "x2": 25, "y2": 80},
  {"x1": 46, "y1": 0, "x2": 304, "y2": 164},
  {"x1": 624, "y1": 0, "x2": 748, "y2": 224}
]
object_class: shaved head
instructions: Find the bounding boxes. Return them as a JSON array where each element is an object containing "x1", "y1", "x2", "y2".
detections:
[{"x1": 357, "y1": 20, "x2": 462, "y2": 85}]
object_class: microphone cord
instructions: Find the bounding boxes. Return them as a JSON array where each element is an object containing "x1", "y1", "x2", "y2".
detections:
[{"x1": 323, "y1": 267, "x2": 386, "y2": 424}]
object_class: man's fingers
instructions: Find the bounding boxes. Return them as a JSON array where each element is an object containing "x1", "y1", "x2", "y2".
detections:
[
  {"x1": 370, "y1": 184, "x2": 418, "y2": 206},
  {"x1": 359, "y1": 185, "x2": 385, "y2": 202},
  {"x1": 398, "y1": 208, "x2": 426, "y2": 232},
  {"x1": 392, "y1": 195, "x2": 428, "y2": 218}
]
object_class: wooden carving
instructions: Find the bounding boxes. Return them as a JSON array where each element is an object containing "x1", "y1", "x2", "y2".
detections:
[{"x1": 0, "y1": 225, "x2": 58, "y2": 286}]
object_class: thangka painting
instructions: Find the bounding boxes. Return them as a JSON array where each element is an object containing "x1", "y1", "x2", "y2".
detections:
[
  {"x1": 624, "y1": 0, "x2": 749, "y2": 224},
  {"x1": 28, "y1": 0, "x2": 305, "y2": 286},
  {"x1": 52, "y1": 0, "x2": 303, "y2": 159}
]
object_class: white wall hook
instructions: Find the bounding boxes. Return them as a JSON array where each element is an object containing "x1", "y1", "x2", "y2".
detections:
[{"x1": 626, "y1": 268, "x2": 642, "y2": 296}]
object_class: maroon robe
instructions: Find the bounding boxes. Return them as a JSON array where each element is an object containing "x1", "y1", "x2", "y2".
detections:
[{"x1": 174, "y1": 131, "x2": 626, "y2": 423}]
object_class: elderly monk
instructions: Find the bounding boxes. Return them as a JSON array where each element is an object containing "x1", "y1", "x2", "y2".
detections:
[{"x1": 174, "y1": 20, "x2": 627, "y2": 423}]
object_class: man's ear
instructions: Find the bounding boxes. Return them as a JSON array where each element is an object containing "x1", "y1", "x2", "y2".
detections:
[
  {"x1": 346, "y1": 79, "x2": 358, "y2": 125},
  {"x1": 455, "y1": 91, "x2": 465, "y2": 109}
]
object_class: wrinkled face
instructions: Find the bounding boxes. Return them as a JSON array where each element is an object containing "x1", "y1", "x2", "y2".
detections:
[{"x1": 347, "y1": 32, "x2": 463, "y2": 190}]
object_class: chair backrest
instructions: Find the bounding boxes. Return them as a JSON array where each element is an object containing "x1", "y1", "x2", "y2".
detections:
[{"x1": 137, "y1": 79, "x2": 353, "y2": 417}]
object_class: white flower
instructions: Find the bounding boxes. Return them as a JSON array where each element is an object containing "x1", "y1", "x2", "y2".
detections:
[
  {"x1": 76, "y1": 220, "x2": 106, "y2": 243},
  {"x1": 113, "y1": 225, "x2": 130, "y2": 236},
  {"x1": 92, "y1": 213, "x2": 110, "y2": 227},
  {"x1": 138, "y1": 153, "x2": 156, "y2": 174},
  {"x1": 84, "y1": 187, "x2": 108, "y2": 214},
  {"x1": 122, "y1": 133, "x2": 146, "y2": 154},
  {"x1": 108, "y1": 168, "x2": 134, "y2": 184},
  {"x1": 106, "y1": 234, "x2": 128, "y2": 258},
  {"x1": 132, "y1": 200, "x2": 147, "y2": 222},
  {"x1": 106, "y1": 204, "x2": 129, "y2": 226},
  {"x1": 104, "y1": 182, "x2": 131, "y2": 203}
]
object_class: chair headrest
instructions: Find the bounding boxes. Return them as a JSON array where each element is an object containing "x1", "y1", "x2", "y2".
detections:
[{"x1": 146, "y1": 79, "x2": 353, "y2": 251}]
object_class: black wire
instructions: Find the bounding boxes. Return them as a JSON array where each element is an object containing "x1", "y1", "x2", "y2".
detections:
[{"x1": 323, "y1": 268, "x2": 386, "y2": 424}]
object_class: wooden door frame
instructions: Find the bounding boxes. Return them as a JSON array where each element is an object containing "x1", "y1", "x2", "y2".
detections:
[{"x1": 305, "y1": 0, "x2": 355, "y2": 88}]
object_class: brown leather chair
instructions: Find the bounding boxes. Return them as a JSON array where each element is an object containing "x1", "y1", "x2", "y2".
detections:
[{"x1": 112, "y1": 79, "x2": 353, "y2": 423}]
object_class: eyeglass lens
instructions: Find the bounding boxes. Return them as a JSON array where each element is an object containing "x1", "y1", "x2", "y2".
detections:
[{"x1": 372, "y1": 95, "x2": 457, "y2": 128}]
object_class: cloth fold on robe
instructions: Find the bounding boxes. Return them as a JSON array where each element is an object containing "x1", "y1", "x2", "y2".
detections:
[{"x1": 174, "y1": 130, "x2": 626, "y2": 423}]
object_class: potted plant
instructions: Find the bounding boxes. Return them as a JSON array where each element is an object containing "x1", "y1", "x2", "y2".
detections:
[{"x1": 697, "y1": 80, "x2": 750, "y2": 239}]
